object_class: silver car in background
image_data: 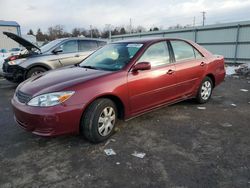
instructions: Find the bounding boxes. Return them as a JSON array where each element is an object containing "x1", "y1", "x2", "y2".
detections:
[{"x1": 2, "y1": 32, "x2": 107, "y2": 82}]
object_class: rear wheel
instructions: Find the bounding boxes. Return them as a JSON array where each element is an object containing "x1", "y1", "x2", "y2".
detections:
[
  {"x1": 81, "y1": 98, "x2": 117, "y2": 143},
  {"x1": 26, "y1": 67, "x2": 47, "y2": 79},
  {"x1": 196, "y1": 77, "x2": 213, "y2": 104}
]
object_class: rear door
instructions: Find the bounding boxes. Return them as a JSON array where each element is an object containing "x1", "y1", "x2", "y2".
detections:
[
  {"x1": 57, "y1": 40, "x2": 80, "y2": 66},
  {"x1": 170, "y1": 40, "x2": 206, "y2": 98},
  {"x1": 78, "y1": 40, "x2": 99, "y2": 62},
  {"x1": 128, "y1": 41, "x2": 177, "y2": 114}
]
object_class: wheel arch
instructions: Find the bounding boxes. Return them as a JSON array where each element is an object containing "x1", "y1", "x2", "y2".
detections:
[
  {"x1": 84, "y1": 94, "x2": 126, "y2": 120},
  {"x1": 25, "y1": 63, "x2": 51, "y2": 78},
  {"x1": 205, "y1": 73, "x2": 215, "y2": 88}
]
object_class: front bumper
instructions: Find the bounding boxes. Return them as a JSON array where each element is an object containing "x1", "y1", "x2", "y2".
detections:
[
  {"x1": 12, "y1": 96, "x2": 85, "y2": 136},
  {"x1": 2, "y1": 62, "x2": 26, "y2": 82}
]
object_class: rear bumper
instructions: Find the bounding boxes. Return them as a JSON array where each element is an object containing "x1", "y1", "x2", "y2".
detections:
[
  {"x1": 12, "y1": 97, "x2": 85, "y2": 136},
  {"x1": 215, "y1": 70, "x2": 226, "y2": 87}
]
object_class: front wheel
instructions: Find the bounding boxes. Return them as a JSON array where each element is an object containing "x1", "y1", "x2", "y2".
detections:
[
  {"x1": 196, "y1": 77, "x2": 213, "y2": 104},
  {"x1": 81, "y1": 98, "x2": 117, "y2": 143},
  {"x1": 26, "y1": 67, "x2": 47, "y2": 79}
]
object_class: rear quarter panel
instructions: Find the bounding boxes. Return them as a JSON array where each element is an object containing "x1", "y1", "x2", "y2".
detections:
[{"x1": 205, "y1": 55, "x2": 225, "y2": 87}]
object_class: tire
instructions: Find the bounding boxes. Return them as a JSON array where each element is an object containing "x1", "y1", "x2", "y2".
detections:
[
  {"x1": 81, "y1": 98, "x2": 117, "y2": 143},
  {"x1": 26, "y1": 67, "x2": 47, "y2": 79},
  {"x1": 196, "y1": 77, "x2": 213, "y2": 104}
]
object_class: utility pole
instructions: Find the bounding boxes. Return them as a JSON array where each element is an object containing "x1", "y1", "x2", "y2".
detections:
[
  {"x1": 193, "y1": 16, "x2": 196, "y2": 27},
  {"x1": 201, "y1": 11, "x2": 206, "y2": 26},
  {"x1": 129, "y1": 18, "x2": 132, "y2": 34},
  {"x1": 90, "y1": 25, "x2": 93, "y2": 38},
  {"x1": 106, "y1": 24, "x2": 112, "y2": 39}
]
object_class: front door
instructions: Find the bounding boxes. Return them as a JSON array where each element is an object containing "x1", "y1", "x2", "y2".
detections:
[
  {"x1": 128, "y1": 41, "x2": 177, "y2": 115},
  {"x1": 57, "y1": 40, "x2": 81, "y2": 66}
]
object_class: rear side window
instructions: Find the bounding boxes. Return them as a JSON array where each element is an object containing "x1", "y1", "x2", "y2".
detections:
[
  {"x1": 79, "y1": 40, "x2": 98, "y2": 52},
  {"x1": 194, "y1": 48, "x2": 203, "y2": 59},
  {"x1": 97, "y1": 41, "x2": 107, "y2": 47},
  {"x1": 139, "y1": 42, "x2": 170, "y2": 67},
  {"x1": 60, "y1": 40, "x2": 78, "y2": 53},
  {"x1": 171, "y1": 40, "x2": 202, "y2": 61}
]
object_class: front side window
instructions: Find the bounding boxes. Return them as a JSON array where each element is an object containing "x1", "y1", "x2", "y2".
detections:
[
  {"x1": 171, "y1": 40, "x2": 202, "y2": 61},
  {"x1": 80, "y1": 43, "x2": 143, "y2": 71},
  {"x1": 79, "y1": 40, "x2": 98, "y2": 52},
  {"x1": 139, "y1": 42, "x2": 170, "y2": 67},
  {"x1": 60, "y1": 40, "x2": 78, "y2": 53}
]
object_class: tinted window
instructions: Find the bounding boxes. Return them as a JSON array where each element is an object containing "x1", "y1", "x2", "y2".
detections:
[
  {"x1": 60, "y1": 40, "x2": 78, "y2": 53},
  {"x1": 79, "y1": 40, "x2": 98, "y2": 52},
  {"x1": 139, "y1": 42, "x2": 170, "y2": 67},
  {"x1": 171, "y1": 41, "x2": 196, "y2": 61}
]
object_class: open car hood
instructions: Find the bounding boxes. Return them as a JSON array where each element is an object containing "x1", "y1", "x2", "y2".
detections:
[{"x1": 3, "y1": 32, "x2": 40, "y2": 52}]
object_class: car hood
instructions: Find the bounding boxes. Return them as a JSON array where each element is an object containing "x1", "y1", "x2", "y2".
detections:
[
  {"x1": 3, "y1": 32, "x2": 40, "y2": 52},
  {"x1": 18, "y1": 67, "x2": 112, "y2": 96}
]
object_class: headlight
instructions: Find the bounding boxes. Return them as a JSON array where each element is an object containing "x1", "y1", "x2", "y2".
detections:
[
  {"x1": 8, "y1": 59, "x2": 26, "y2": 65},
  {"x1": 27, "y1": 91, "x2": 75, "y2": 107},
  {"x1": 8, "y1": 61, "x2": 16, "y2": 65}
]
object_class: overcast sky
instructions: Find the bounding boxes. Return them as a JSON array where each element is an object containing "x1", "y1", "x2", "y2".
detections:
[{"x1": 1, "y1": 0, "x2": 250, "y2": 34}]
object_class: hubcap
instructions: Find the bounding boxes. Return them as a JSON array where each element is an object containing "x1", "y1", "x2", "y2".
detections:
[
  {"x1": 201, "y1": 81, "x2": 212, "y2": 100},
  {"x1": 98, "y1": 107, "x2": 116, "y2": 137}
]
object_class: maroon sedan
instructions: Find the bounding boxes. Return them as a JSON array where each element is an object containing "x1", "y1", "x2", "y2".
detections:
[{"x1": 12, "y1": 38, "x2": 225, "y2": 142}]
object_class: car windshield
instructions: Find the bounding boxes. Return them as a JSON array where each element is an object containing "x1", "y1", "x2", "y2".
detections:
[
  {"x1": 79, "y1": 43, "x2": 143, "y2": 71},
  {"x1": 39, "y1": 39, "x2": 65, "y2": 53}
]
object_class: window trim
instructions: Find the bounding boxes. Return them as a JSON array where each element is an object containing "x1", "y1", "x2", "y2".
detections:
[{"x1": 136, "y1": 41, "x2": 171, "y2": 69}]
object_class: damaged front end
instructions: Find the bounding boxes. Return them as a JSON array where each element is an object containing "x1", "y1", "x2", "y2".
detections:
[{"x1": 2, "y1": 54, "x2": 30, "y2": 83}]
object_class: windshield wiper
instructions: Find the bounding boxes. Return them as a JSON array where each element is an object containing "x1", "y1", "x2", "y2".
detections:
[{"x1": 80, "y1": 65, "x2": 98, "y2": 70}]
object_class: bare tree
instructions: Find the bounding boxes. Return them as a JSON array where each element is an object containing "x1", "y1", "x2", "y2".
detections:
[
  {"x1": 47, "y1": 25, "x2": 65, "y2": 40},
  {"x1": 27, "y1": 29, "x2": 34, "y2": 35}
]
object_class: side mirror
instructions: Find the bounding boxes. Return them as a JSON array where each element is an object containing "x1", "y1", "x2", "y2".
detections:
[
  {"x1": 52, "y1": 47, "x2": 63, "y2": 54},
  {"x1": 132, "y1": 62, "x2": 151, "y2": 72}
]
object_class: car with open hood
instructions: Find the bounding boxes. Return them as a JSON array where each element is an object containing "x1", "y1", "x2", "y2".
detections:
[
  {"x1": 2, "y1": 32, "x2": 107, "y2": 82},
  {"x1": 12, "y1": 38, "x2": 225, "y2": 143}
]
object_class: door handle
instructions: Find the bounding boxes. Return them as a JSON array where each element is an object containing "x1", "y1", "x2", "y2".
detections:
[
  {"x1": 200, "y1": 62, "x2": 205, "y2": 66},
  {"x1": 166, "y1": 69, "x2": 174, "y2": 75},
  {"x1": 75, "y1": 54, "x2": 80, "y2": 57}
]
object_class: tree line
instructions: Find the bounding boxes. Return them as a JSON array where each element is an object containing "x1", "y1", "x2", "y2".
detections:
[
  {"x1": 27, "y1": 25, "x2": 160, "y2": 41},
  {"x1": 27, "y1": 23, "x2": 193, "y2": 41}
]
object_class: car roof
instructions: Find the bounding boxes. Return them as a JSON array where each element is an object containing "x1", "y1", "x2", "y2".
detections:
[{"x1": 112, "y1": 37, "x2": 190, "y2": 44}]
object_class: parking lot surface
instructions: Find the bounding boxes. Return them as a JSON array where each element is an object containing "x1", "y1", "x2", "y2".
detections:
[{"x1": 0, "y1": 76, "x2": 249, "y2": 188}]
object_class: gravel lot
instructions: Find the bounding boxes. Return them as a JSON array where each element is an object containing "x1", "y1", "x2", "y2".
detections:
[{"x1": 0, "y1": 76, "x2": 249, "y2": 188}]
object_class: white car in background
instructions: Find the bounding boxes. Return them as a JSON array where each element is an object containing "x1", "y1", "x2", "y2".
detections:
[
  {"x1": 9, "y1": 48, "x2": 22, "y2": 56},
  {"x1": 0, "y1": 49, "x2": 11, "y2": 58},
  {"x1": 0, "y1": 56, "x2": 5, "y2": 76}
]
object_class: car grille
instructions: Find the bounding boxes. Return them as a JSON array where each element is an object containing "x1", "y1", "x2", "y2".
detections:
[{"x1": 16, "y1": 90, "x2": 31, "y2": 104}]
